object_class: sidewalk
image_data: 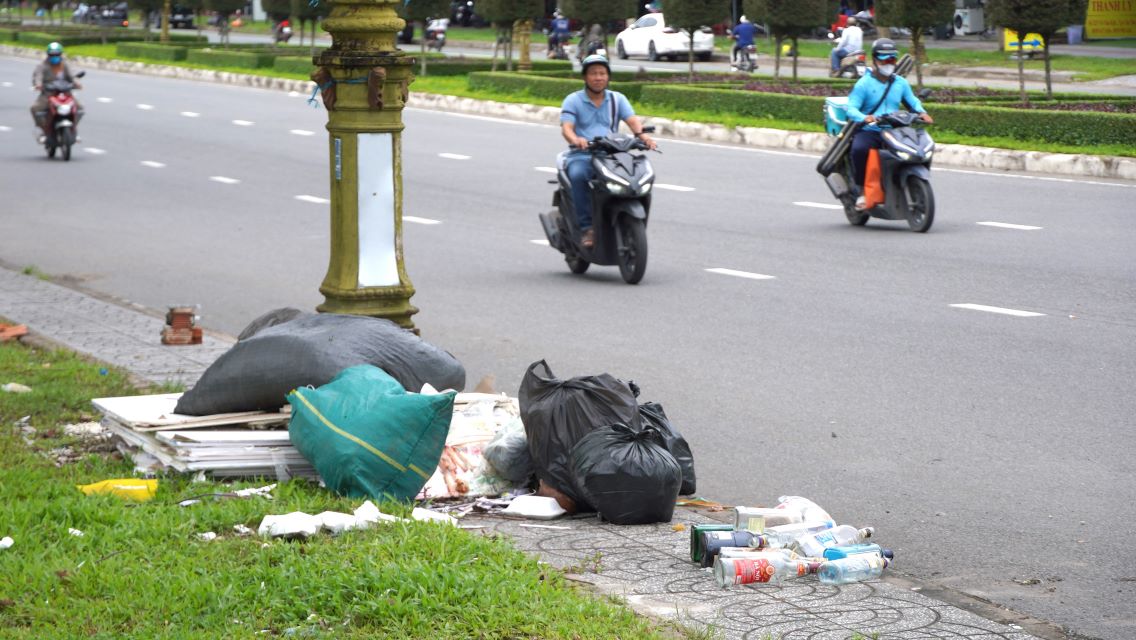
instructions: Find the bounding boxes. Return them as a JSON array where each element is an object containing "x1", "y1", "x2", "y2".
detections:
[{"x1": 0, "y1": 265, "x2": 1056, "y2": 640}]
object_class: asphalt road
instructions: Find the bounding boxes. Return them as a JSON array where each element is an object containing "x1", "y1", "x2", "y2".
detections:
[{"x1": 2, "y1": 56, "x2": 1135, "y2": 639}]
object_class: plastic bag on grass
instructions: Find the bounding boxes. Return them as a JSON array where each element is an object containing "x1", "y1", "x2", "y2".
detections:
[{"x1": 570, "y1": 423, "x2": 681, "y2": 525}]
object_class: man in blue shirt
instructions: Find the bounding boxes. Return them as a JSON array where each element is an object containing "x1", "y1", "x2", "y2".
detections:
[
  {"x1": 731, "y1": 16, "x2": 758, "y2": 64},
  {"x1": 845, "y1": 38, "x2": 933, "y2": 210},
  {"x1": 547, "y1": 11, "x2": 570, "y2": 58},
  {"x1": 560, "y1": 55, "x2": 656, "y2": 249}
]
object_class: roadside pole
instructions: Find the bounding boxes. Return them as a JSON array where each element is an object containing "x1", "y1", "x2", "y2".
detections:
[{"x1": 311, "y1": 0, "x2": 419, "y2": 330}]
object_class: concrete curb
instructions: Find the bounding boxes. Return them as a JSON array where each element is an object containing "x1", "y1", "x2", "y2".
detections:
[{"x1": 4, "y1": 44, "x2": 1133, "y2": 182}]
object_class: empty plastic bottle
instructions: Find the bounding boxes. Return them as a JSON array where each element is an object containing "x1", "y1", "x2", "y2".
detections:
[
  {"x1": 733, "y1": 506, "x2": 804, "y2": 532},
  {"x1": 818, "y1": 555, "x2": 890, "y2": 585},
  {"x1": 792, "y1": 525, "x2": 875, "y2": 558},
  {"x1": 719, "y1": 547, "x2": 803, "y2": 561},
  {"x1": 758, "y1": 520, "x2": 836, "y2": 549},
  {"x1": 822, "y1": 543, "x2": 894, "y2": 561},
  {"x1": 776, "y1": 495, "x2": 833, "y2": 524},
  {"x1": 714, "y1": 554, "x2": 822, "y2": 587}
]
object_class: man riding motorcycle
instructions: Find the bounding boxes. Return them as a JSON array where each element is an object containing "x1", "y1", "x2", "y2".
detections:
[
  {"x1": 730, "y1": 15, "x2": 758, "y2": 66},
  {"x1": 31, "y1": 42, "x2": 83, "y2": 145},
  {"x1": 830, "y1": 16, "x2": 863, "y2": 76},
  {"x1": 845, "y1": 38, "x2": 933, "y2": 211},
  {"x1": 559, "y1": 55, "x2": 656, "y2": 249}
]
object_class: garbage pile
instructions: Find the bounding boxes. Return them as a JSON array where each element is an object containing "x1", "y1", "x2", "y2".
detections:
[{"x1": 689, "y1": 495, "x2": 893, "y2": 587}]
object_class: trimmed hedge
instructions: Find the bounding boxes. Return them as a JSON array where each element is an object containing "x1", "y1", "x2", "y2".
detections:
[
  {"x1": 186, "y1": 48, "x2": 277, "y2": 69},
  {"x1": 640, "y1": 84, "x2": 821, "y2": 125},
  {"x1": 116, "y1": 42, "x2": 188, "y2": 61},
  {"x1": 0, "y1": 28, "x2": 17, "y2": 42},
  {"x1": 273, "y1": 56, "x2": 314, "y2": 75},
  {"x1": 468, "y1": 71, "x2": 645, "y2": 102}
]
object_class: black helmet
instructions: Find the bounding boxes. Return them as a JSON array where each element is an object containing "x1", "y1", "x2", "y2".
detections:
[
  {"x1": 581, "y1": 54, "x2": 611, "y2": 75},
  {"x1": 871, "y1": 38, "x2": 898, "y2": 60}
]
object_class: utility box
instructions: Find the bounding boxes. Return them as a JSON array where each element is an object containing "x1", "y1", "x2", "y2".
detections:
[
  {"x1": 954, "y1": 8, "x2": 985, "y2": 36},
  {"x1": 825, "y1": 97, "x2": 849, "y2": 137}
]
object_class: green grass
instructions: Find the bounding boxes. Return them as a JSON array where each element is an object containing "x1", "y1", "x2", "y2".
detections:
[{"x1": 0, "y1": 338, "x2": 682, "y2": 639}]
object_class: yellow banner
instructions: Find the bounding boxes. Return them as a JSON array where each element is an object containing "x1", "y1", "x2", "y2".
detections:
[
  {"x1": 1003, "y1": 29, "x2": 1044, "y2": 52},
  {"x1": 1086, "y1": 0, "x2": 1136, "y2": 38}
]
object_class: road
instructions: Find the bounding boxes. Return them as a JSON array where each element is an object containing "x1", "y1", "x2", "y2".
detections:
[{"x1": 2, "y1": 56, "x2": 1135, "y2": 639}]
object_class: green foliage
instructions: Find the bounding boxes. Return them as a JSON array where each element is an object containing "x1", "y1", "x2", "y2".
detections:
[
  {"x1": 875, "y1": 0, "x2": 954, "y2": 30},
  {"x1": 398, "y1": 0, "x2": 450, "y2": 22},
  {"x1": 745, "y1": 0, "x2": 828, "y2": 37},
  {"x1": 476, "y1": 0, "x2": 543, "y2": 23},
  {"x1": 273, "y1": 54, "x2": 314, "y2": 75},
  {"x1": 559, "y1": 0, "x2": 637, "y2": 24},
  {"x1": 116, "y1": 41, "x2": 189, "y2": 60},
  {"x1": 468, "y1": 71, "x2": 646, "y2": 102},
  {"x1": 986, "y1": 0, "x2": 1086, "y2": 36},
  {"x1": 660, "y1": 0, "x2": 731, "y2": 30},
  {"x1": 642, "y1": 83, "x2": 821, "y2": 125},
  {"x1": 0, "y1": 27, "x2": 17, "y2": 41},
  {"x1": 205, "y1": 0, "x2": 246, "y2": 18},
  {"x1": 187, "y1": 47, "x2": 278, "y2": 68}
]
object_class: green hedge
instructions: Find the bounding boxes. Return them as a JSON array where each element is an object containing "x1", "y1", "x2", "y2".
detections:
[
  {"x1": 273, "y1": 56, "x2": 314, "y2": 75},
  {"x1": 116, "y1": 42, "x2": 187, "y2": 61},
  {"x1": 0, "y1": 27, "x2": 16, "y2": 42},
  {"x1": 186, "y1": 48, "x2": 277, "y2": 69},
  {"x1": 640, "y1": 84, "x2": 821, "y2": 125},
  {"x1": 423, "y1": 58, "x2": 572, "y2": 76},
  {"x1": 468, "y1": 71, "x2": 644, "y2": 102}
]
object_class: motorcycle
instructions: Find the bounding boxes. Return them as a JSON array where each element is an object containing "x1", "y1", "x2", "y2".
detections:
[
  {"x1": 816, "y1": 110, "x2": 935, "y2": 232},
  {"x1": 731, "y1": 43, "x2": 757, "y2": 73},
  {"x1": 538, "y1": 128, "x2": 657, "y2": 284},
  {"x1": 274, "y1": 23, "x2": 293, "y2": 44},
  {"x1": 547, "y1": 32, "x2": 570, "y2": 60},
  {"x1": 42, "y1": 71, "x2": 84, "y2": 161},
  {"x1": 827, "y1": 33, "x2": 865, "y2": 78},
  {"x1": 425, "y1": 18, "x2": 448, "y2": 51}
]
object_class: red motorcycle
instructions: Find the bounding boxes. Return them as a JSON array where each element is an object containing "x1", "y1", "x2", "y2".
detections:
[{"x1": 43, "y1": 71, "x2": 84, "y2": 161}]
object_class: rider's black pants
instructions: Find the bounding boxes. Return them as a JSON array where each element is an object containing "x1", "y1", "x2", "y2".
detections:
[{"x1": 850, "y1": 129, "x2": 882, "y2": 188}]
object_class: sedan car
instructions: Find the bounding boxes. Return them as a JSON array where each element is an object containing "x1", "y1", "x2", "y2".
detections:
[{"x1": 614, "y1": 12, "x2": 715, "y2": 62}]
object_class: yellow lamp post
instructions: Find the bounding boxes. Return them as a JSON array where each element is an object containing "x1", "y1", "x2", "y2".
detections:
[{"x1": 311, "y1": 0, "x2": 418, "y2": 330}]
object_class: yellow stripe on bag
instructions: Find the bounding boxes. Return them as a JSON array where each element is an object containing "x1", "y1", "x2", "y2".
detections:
[
  {"x1": 407, "y1": 464, "x2": 431, "y2": 481},
  {"x1": 291, "y1": 390, "x2": 407, "y2": 473}
]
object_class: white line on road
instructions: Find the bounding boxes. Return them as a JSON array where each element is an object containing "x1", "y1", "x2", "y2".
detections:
[
  {"x1": 288, "y1": 91, "x2": 301, "y2": 97},
  {"x1": 136, "y1": 104, "x2": 154, "y2": 110},
  {"x1": 438, "y1": 152, "x2": 470, "y2": 160},
  {"x1": 706, "y1": 268, "x2": 776, "y2": 280},
  {"x1": 531, "y1": 239, "x2": 550, "y2": 246},
  {"x1": 232, "y1": 119, "x2": 255, "y2": 127},
  {"x1": 96, "y1": 97, "x2": 113, "y2": 103},
  {"x1": 290, "y1": 129, "x2": 316, "y2": 136},
  {"x1": 84, "y1": 147, "x2": 107, "y2": 155},
  {"x1": 140, "y1": 160, "x2": 166, "y2": 168},
  {"x1": 294, "y1": 195, "x2": 329, "y2": 204},
  {"x1": 793, "y1": 201, "x2": 843, "y2": 210},
  {"x1": 210, "y1": 176, "x2": 241, "y2": 184},
  {"x1": 977, "y1": 221, "x2": 1043, "y2": 231},
  {"x1": 0, "y1": 126, "x2": 11, "y2": 132},
  {"x1": 534, "y1": 167, "x2": 557, "y2": 174},
  {"x1": 404, "y1": 216, "x2": 442, "y2": 225},
  {"x1": 940, "y1": 167, "x2": 1135, "y2": 190},
  {"x1": 950, "y1": 304, "x2": 1046, "y2": 317},
  {"x1": 180, "y1": 111, "x2": 200, "y2": 118},
  {"x1": 655, "y1": 183, "x2": 695, "y2": 192},
  {"x1": 0, "y1": 82, "x2": 11, "y2": 88}
]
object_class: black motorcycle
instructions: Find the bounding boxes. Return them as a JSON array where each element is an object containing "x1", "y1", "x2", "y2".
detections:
[
  {"x1": 816, "y1": 111, "x2": 935, "y2": 232},
  {"x1": 538, "y1": 129, "x2": 657, "y2": 284}
]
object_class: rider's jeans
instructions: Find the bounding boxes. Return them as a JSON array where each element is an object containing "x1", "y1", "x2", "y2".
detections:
[
  {"x1": 566, "y1": 153, "x2": 596, "y2": 230},
  {"x1": 831, "y1": 47, "x2": 852, "y2": 71},
  {"x1": 850, "y1": 129, "x2": 882, "y2": 187}
]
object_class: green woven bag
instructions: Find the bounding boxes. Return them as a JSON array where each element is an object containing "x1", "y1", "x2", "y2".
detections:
[{"x1": 288, "y1": 365, "x2": 455, "y2": 500}]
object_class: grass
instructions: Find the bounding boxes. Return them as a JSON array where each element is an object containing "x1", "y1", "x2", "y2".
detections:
[{"x1": 0, "y1": 338, "x2": 682, "y2": 639}]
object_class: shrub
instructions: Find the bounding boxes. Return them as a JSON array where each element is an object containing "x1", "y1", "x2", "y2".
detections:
[
  {"x1": 468, "y1": 71, "x2": 645, "y2": 102},
  {"x1": 186, "y1": 48, "x2": 277, "y2": 68},
  {"x1": 0, "y1": 28, "x2": 17, "y2": 42},
  {"x1": 273, "y1": 55, "x2": 314, "y2": 75},
  {"x1": 115, "y1": 42, "x2": 188, "y2": 61}
]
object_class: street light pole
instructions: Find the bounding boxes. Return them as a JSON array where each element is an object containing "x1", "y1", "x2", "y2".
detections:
[{"x1": 311, "y1": 0, "x2": 418, "y2": 330}]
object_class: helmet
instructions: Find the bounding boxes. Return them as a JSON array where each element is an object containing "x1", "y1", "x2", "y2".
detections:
[
  {"x1": 871, "y1": 38, "x2": 899, "y2": 60},
  {"x1": 581, "y1": 54, "x2": 610, "y2": 75},
  {"x1": 46, "y1": 42, "x2": 63, "y2": 56},
  {"x1": 846, "y1": 16, "x2": 857, "y2": 26},
  {"x1": 740, "y1": 15, "x2": 749, "y2": 23}
]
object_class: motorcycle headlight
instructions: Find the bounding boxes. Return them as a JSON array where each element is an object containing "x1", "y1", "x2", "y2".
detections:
[
  {"x1": 925, "y1": 149, "x2": 933, "y2": 159},
  {"x1": 605, "y1": 181, "x2": 629, "y2": 195},
  {"x1": 896, "y1": 151, "x2": 911, "y2": 161},
  {"x1": 598, "y1": 163, "x2": 630, "y2": 187},
  {"x1": 56, "y1": 104, "x2": 72, "y2": 115}
]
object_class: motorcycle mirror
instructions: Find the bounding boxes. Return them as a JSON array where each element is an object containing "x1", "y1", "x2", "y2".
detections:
[
  {"x1": 917, "y1": 88, "x2": 933, "y2": 100},
  {"x1": 76, "y1": 71, "x2": 86, "y2": 78}
]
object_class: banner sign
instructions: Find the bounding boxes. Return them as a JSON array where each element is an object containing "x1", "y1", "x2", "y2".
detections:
[{"x1": 1086, "y1": 0, "x2": 1136, "y2": 38}]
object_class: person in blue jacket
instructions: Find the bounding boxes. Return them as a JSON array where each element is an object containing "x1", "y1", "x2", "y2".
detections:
[
  {"x1": 730, "y1": 15, "x2": 758, "y2": 65},
  {"x1": 845, "y1": 38, "x2": 933, "y2": 210}
]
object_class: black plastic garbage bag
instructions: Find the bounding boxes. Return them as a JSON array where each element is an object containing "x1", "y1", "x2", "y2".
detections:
[
  {"x1": 519, "y1": 360, "x2": 640, "y2": 506},
  {"x1": 175, "y1": 312, "x2": 466, "y2": 415},
  {"x1": 570, "y1": 423, "x2": 682, "y2": 525},
  {"x1": 638, "y1": 402, "x2": 696, "y2": 496}
]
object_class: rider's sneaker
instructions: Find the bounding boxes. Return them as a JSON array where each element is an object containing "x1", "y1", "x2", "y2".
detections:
[
  {"x1": 854, "y1": 195, "x2": 868, "y2": 211},
  {"x1": 36, "y1": 134, "x2": 46, "y2": 145},
  {"x1": 581, "y1": 228, "x2": 595, "y2": 249}
]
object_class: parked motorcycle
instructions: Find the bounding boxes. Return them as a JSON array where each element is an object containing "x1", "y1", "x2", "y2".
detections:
[
  {"x1": 42, "y1": 71, "x2": 84, "y2": 161},
  {"x1": 538, "y1": 128, "x2": 657, "y2": 284},
  {"x1": 816, "y1": 110, "x2": 935, "y2": 232},
  {"x1": 425, "y1": 18, "x2": 448, "y2": 51}
]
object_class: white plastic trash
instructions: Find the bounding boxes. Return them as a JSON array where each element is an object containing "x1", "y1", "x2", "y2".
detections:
[
  {"x1": 502, "y1": 495, "x2": 567, "y2": 520},
  {"x1": 0, "y1": 536, "x2": 13, "y2": 550},
  {"x1": 317, "y1": 511, "x2": 361, "y2": 534},
  {"x1": 258, "y1": 512, "x2": 322, "y2": 539},
  {"x1": 353, "y1": 500, "x2": 405, "y2": 525},
  {"x1": 411, "y1": 507, "x2": 458, "y2": 526}
]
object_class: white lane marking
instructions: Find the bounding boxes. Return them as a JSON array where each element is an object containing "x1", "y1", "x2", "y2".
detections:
[
  {"x1": 535, "y1": 166, "x2": 557, "y2": 174},
  {"x1": 210, "y1": 176, "x2": 241, "y2": 184},
  {"x1": 793, "y1": 201, "x2": 843, "y2": 210},
  {"x1": 84, "y1": 147, "x2": 107, "y2": 155},
  {"x1": 180, "y1": 111, "x2": 200, "y2": 118},
  {"x1": 0, "y1": 126, "x2": 11, "y2": 132},
  {"x1": 706, "y1": 268, "x2": 776, "y2": 280},
  {"x1": 136, "y1": 104, "x2": 154, "y2": 110},
  {"x1": 940, "y1": 167, "x2": 1135, "y2": 190},
  {"x1": 1, "y1": 82, "x2": 12, "y2": 88},
  {"x1": 977, "y1": 221, "x2": 1043, "y2": 231},
  {"x1": 950, "y1": 304, "x2": 1045, "y2": 317},
  {"x1": 232, "y1": 119, "x2": 255, "y2": 127},
  {"x1": 404, "y1": 216, "x2": 441, "y2": 225},
  {"x1": 294, "y1": 195, "x2": 329, "y2": 204},
  {"x1": 140, "y1": 160, "x2": 166, "y2": 168},
  {"x1": 96, "y1": 96, "x2": 113, "y2": 103},
  {"x1": 655, "y1": 183, "x2": 695, "y2": 192},
  {"x1": 531, "y1": 239, "x2": 550, "y2": 246},
  {"x1": 438, "y1": 152, "x2": 470, "y2": 160},
  {"x1": 290, "y1": 129, "x2": 316, "y2": 136}
]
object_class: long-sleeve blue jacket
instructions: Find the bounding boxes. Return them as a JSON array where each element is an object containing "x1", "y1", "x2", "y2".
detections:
[{"x1": 846, "y1": 71, "x2": 926, "y2": 131}]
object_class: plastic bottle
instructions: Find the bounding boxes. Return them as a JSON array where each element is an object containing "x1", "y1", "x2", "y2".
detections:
[
  {"x1": 818, "y1": 555, "x2": 890, "y2": 585},
  {"x1": 776, "y1": 495, "x2": 833, "y2": 524},
  {"x1": 719, "y1": 547, "x2": 804, "y2": 561},
  {"x1": 757, "y1": 520, "x2": 836, "y2": 549},
  {"x1": 714, "y1": 554, "x2": 823, "y2": 587},
  {"x1": 822, "y1": 543, "x2": 894, "y2": 561},
  {"x1": 791, "y1": 525, "x2": 875, "y2": 558},
  {"x1": 733, "y1": 506, "x2": 804, "y2": 532}
]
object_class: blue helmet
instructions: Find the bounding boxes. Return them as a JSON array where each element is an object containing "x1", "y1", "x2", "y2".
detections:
[
  {"x1": 581, "y1": 54, "x2": 610, "y2": 75},
  {"x1": 46, "y1": 41, "x2": 63, "y2": 56}
]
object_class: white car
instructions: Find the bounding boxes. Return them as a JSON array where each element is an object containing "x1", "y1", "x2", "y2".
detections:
[{"x1": 614, "y1": 13, "x2": 716, "y2": 62}]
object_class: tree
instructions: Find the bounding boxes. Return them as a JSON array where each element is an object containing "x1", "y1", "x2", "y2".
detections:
[
  {"x1": 661, "y1": 0, "x2": 731, "y2": 80},
  {"x1": 987, "y1": 0, "x2": 1088, "y2": 102},
  {"x1": 560, "y1": 0, "x2": 636, "y2": 26},
  {"x1": 476, "y1": 0, "x2": 543, "y2": 72},
  {"x1": 746, "y1": 0, "x2": 828, "y2": 81},
  {"x1": 397, "y1": 0, "x2": 450, "y2": 76},
  {"x1": 874, "y1": 0, "x2": 953, "y2": 90},
  {"x1": 126, "y1": 0, "x2": 164, "y2": 39}
]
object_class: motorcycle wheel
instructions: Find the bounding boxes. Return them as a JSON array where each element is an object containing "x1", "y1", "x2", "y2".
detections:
[
  {"x1": 566, "y1": 255, "x2": 589, "y2": 274},
  {"x1": 617, "y1": 40, "x2": 628, "y2": 59},
  {"x1": 616, "y1": 217, "x2": 648, "y2": 285},
  {"x1": 46, "y1": 142, "x2": 57, "y2": 159},
  {"x1": 906, "y1": 177, "x2": 935, "y2": 232},
  {"x1": 61, "y1": 129, "x2": 74, "y2": 161},
  {"x1": 647, "y1": 41, "x2": 659, "y2": 62},
  {"x1": 843, "y1": 197, "x2": 869, "y2": 226}
]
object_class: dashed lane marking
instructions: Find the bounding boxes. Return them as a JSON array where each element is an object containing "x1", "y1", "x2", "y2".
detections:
[
  {"x1": 0, "y1": 126, "x2": 11, "y2": 132},
  {"x1": 793, "y1": 201, "x2": 843, "y2": 210},
  {"x1": 655, "y1": 183, "x2": 695, "y2": 192},
  {"x1": 294, "y1": 195, "x2": 330, "y2": 204},
  {"x1": 950, "y1": 304, "x2": 1045, "y2": 317},
  {"x1": 535, "y1": 167, "x2": 557, "y2": 173},
  {"x1": 180, "y1": 111, "x2": 200, "y2": 118},
  {"x1": 404, "y1": 216, "x2": 442, "y2": 225},
  {"x1": 0, "y1": 82, "x2": 12, "y2": 88},
  {"x1": 706, "y1": 268, "x2": 775, "y2": 280},
  {"x1": 290, "y1": 129, "x2": 316, "y2": 136},
  {"x1": 84, "y1": 147, "x2": 107, "y2": 155},
  {"x1": 136, "y1": 104, "x2": 154, "y2": 110},
  {"x1": 977, "y1": 221, "x2": 1043, "y2": 231},
  {"x1": 439, "y1": 153, "x2": 470, "y2": 160},
  {"x1": 232, "y1": 120, "x2": 255, "y2": 127},
  {"x1": 210, "y1": 176, "x2": 240, "y2": 184},
  {"x1": 140, "y1": 160, "x2": 166, "y2": 168},
  {"x1": 96, "y1": 97, "x2": 113, "y2": 103},
  {"x1": 531, "y1": 239, "x2": 550, "y2": 246}
]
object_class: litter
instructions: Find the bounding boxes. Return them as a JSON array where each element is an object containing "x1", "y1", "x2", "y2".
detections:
[
  {"x1": 258, "y1": 512, "x2": 322, "y2": 539},
  {"x1": 501, "y1": 495, "x2": 566, "y2": 520},
  {"x1": 77, "y1": 478, "x2": 158, "y2": 502},
  {"x1": 518, "y1": 524, "x2": 571, "y2": 530},
  {"x1": 178, "y1": 483, "x2": 276, "y2": 507},
  {"x1": 0, "y1": 323, "x2": 29, "y2": 342},
  {"x1": 2, "y1": 382, "x2": 32, "y2": 394},
  {"x1": 196, "y1": 532, "x2": 217, "y2": 542},
  {"x1": 257, "y1": 501, "x2": 451, "y2": 540},
  {"x1": 0, "y1": 536, "x2": 13, "y2": 549},
  {"x1": 411, "y1": 507, "x2": 458, "y2": 526},
  {"x1": 161, "y1": 306, "x2": 203, "y2": 345},
  {"x1": 69, "y1": 528, "x2": 84, "y2": 537},
  {"x1": 63, "y1": 422, "x2": 105, "y2": 437},
  {"x1": 416, "y1": 392, "x2": 523, "y2": 500}
]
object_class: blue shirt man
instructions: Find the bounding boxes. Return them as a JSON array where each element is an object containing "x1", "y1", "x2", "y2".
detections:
[
  {"x1": 560, "y1": 55, "x2": 655, "y2": 249},
  {"x1": 731, "y1": 17, "x2": 757, "y2": 62}
]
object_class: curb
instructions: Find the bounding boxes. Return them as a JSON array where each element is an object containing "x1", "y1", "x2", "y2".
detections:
[{"x1": 4, "y1": 44, "x2": 1133, "y2": 182}]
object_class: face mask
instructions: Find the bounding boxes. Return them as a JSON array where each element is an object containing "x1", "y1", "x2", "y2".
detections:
[
  {"x1": 48, "y1": 55, "x2": 61, "y2": 65},
  {"x1": 877, "y1": 64, "x2": 895, "y2": 77}
]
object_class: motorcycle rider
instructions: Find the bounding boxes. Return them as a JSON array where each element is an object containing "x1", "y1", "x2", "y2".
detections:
[
  {"x1": 730, "y1": 15, "x2": 757, "y2": 66},
  {"x1": 30, "y1": 42, "x2": 82, "y2": 145},
  {"x1": 560, "y1": 55, "x2": 656, "y2": 249},
  {"x1": 273, "y1": 18, "x2": 292, "y2": 43},
  {"x1": 845, "y1": 38, "x2": 932, "y2": 210},
  {"x1": 830, "y1": 16, "x2": 862, "y2": 76},
  {"x1": 547, "y1": 11, "x2": 570, "y2": 58},
  {"x1": 426, "y1": 16, "x2": 449, "y2": 47}
]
